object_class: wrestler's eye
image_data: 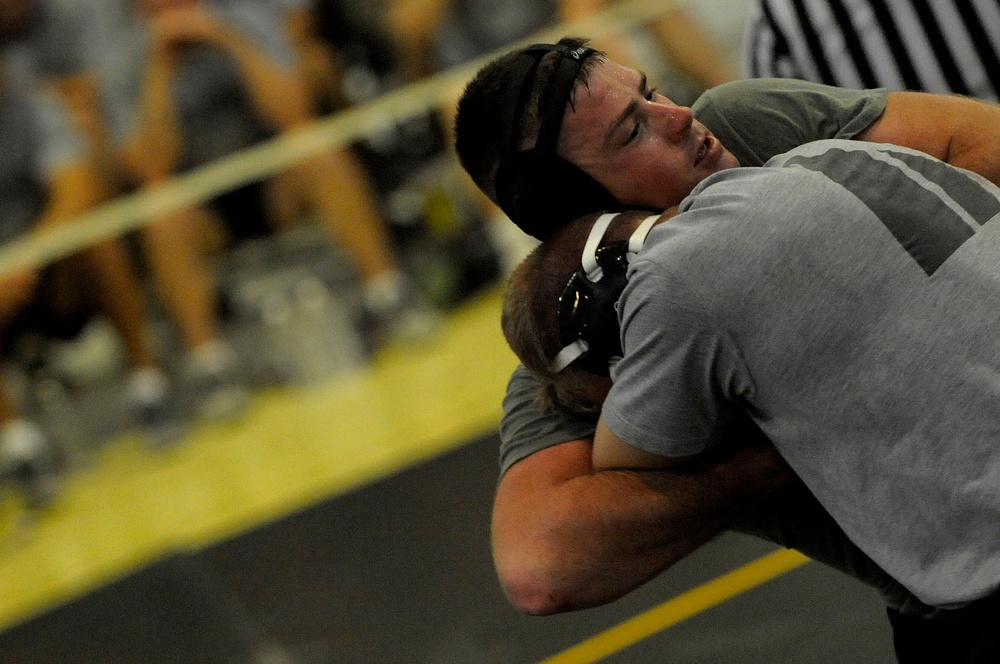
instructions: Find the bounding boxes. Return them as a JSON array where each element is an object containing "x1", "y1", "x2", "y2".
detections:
[
  {"x1": 625, "y1": 122, "x2": 640, "y2": 145},
  {"x1": 644, "y1": 87, "x2": 658, "y2": 102}
]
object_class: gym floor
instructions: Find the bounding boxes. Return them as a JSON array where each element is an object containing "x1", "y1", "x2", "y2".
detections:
[{"x1": 0, "y1": 287, "x2": 898, "y2": 663}]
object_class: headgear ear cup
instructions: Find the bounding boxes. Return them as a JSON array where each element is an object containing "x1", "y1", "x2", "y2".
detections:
[
  {"x1": 552, "y1": 214, "x2": 662, "y2": 375},
  {"x1": 493, "y1": 43, "x2": 622, "y2": 240},
  {"x1": 498, "y1": 151, "x2": 622, "y2": 240}
]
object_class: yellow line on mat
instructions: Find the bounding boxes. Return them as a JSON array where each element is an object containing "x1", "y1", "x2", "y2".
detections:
[{"x1": 540, "y1": 549, "x2": 811, "y2": 664}]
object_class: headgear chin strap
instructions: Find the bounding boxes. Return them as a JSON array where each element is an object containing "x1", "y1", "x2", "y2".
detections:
[
  {"x1": 551, "y1": 212, "x2": 660, "y2": 375},
  {"x1": 494, "y1": 43, "x2": 623, "y2": 241}
]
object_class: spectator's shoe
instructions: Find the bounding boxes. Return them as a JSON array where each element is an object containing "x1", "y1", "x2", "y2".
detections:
[
  {"x1": 185, "y1": 340, "x2": 251, "y2": 423},
  {"x1": 127, "y1": 367, "x2": 187, "y2": 448},
  {"x1": 362, "y1": 271, "x2": 442, "y2": 351},
  {"x1": 378, "y1": 299, "x2": 442, "y2": 345},
  {"x1": 0, "y1": 420, "x2": 61, "y2": 509}
]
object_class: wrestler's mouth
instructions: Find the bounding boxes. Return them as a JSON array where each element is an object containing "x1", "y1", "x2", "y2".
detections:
[{"x1": 695, "y1": 136, "x2": 710, "y2": 166}]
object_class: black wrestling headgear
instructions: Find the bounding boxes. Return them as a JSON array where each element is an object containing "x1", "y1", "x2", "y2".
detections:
[
  {"x1": 494, "y1": 43, "x2": 623, "y2": 241},
  {"x1": 551, "y1": 212, "x2": 660, "y2": 376}
]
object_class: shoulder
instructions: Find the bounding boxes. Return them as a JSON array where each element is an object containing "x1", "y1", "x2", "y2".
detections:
[
  {"x1": 680, "y1": 166, "x2": 811, "y2": 217},
  {"x1": 693, "y1": 79, "x2": 888, "y2": 167},
  {"x1": 628, "y1": 166, "x2": 830, "y2": 275},
  {"x1": 695, "y1": 78, "x2": 887, "y2": 118}
]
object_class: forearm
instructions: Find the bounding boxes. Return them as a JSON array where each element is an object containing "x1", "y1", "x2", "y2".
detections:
[
  {"x1": 37, "y1": 162, "x2": 100, "y2": 227},
  {"x1": 492, "y1": 440, "x2": 784, "y2": 614},
  {"x1": 53, "y1": 74, "x2": 126, "y2": 191}
]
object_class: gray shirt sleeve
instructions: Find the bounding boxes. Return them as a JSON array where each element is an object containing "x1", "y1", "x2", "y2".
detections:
[
  {"x1": 693, "y1": 78, "x2": 888, "y2": 167},
  {"x1": 498, "y1": 365, "x2": 598, "y2": 477}
]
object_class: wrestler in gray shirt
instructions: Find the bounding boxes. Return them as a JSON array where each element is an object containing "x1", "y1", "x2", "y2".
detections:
[{"x1": 499, "y1": 77, "x2": 940, "y2": 616}]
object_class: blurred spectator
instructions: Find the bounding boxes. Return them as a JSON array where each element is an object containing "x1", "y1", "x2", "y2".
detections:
[
  {"x1": 743, "y1": 0, "x2": 1000, "y2": 102},
  {"x1": 86, "y1": 1, "x2": 437, "y2": 388},
  {"x1": 0, "y1": 0, "x2": 124, "y2": 193},
  {"x1": 380, "y1": 0, "x2": 737, "y2": 93},
  {"x1": 557, "y1": 0, "x2": 738, "y2": 92},
  {"x1": 274, "y1": 0, "x2": 345, "y2": 114},
  {"x1": 384, "y1": 0, "x2": 556, "y2": 83},
  {"x1": 267, "y1": 1, "x2": 506, "y2": 310},
  {"x1": 0, "y1": 0, "x2": 249, "y2": 422},
  {"x1": 0, "y1": 59, "x2": 180, "y2": 505}
]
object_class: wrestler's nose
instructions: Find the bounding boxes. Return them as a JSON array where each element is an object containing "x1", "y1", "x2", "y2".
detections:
[{"x1": 652, "y1": 102, "x2": 694, "y2": 143}]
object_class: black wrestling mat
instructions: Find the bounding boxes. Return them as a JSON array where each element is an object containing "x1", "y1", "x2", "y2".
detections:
[{"x1": 0, "y1": 433, "x2": 894, "y2": 663}]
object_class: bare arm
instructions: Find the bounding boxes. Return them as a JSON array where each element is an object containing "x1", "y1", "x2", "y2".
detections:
[
  {"x1": 558, "y1": 0, "x2": 736, "y2": 89},
  {"x1": 0, "y1": 160, "x2": 93, "y2": 314},
  {"x1": 283, "y1": 6, "x2": 344, "y2": 112},
  {"x1": 492, "y1": 431, "x2": 792, "y2": 614},
  {"x1": 648, "y1": 8, "x2": 738, "y2": 89},
  {"x1": 860, "y1": 91, "x2": 1000, "y2": 186}
]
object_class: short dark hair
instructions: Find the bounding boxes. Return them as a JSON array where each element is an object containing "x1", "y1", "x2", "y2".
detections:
[{"x1": 454, "y1": 37, "x2": 621, "y2": 240}]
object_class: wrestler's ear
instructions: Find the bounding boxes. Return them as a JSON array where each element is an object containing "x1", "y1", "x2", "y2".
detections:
[{"x1": 495, "y1": 149, "x2": 621, "y2": 241}]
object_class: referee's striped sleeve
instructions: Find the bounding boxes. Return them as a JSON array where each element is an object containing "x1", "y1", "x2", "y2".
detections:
[{"x1": 742, "y1": 0, "x2": 1000, "y2": 103}]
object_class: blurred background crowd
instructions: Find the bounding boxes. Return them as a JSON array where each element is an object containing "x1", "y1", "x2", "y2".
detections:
[{"x1": 0, "y1": 0, "x2": 741, "y2": 509}]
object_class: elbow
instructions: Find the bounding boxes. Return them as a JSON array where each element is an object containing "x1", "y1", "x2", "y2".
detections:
[
  {"x1": 493, "y1": 539, "x2": 589, "y2": 615},
  {"x1": 497, "y1": 564, "x2": 576, "y2": 616}
]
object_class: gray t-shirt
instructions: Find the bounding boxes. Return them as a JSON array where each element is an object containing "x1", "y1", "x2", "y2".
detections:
[
  {"x1": 606, "y1": 139, "x2": 1000, "y2": 607},
  {"x1": 0, "y1": 70, "x2": 84, "y2": 241}
]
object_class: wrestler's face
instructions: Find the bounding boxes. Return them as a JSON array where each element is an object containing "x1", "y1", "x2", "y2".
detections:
[{"x1": 558, "y1": 59, "x2": 739, "y2": 211}]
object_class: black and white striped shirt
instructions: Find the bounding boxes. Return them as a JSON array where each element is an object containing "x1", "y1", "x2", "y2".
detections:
[{"x1": 743, "y1": 0, "x2": 1000, "y2": 102}]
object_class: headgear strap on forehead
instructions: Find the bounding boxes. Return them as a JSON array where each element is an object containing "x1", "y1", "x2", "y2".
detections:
[
  {"x1": 494, "y1": 43, "x2": 623, "y2": 241},
  {"x1": 551, "y1": 212, "x2": 660, "y2": 374}
]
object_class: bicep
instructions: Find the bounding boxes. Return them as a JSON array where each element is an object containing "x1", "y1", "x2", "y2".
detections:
[
  {"x1": 492, "y1": 439, "x2": 593, "y2": 573},
  {"x1": 859, "y1": 92, "x2": 1000, "y2": 186},
  {"x1": 857, "y1": 92, "x2": 954, "y2": 160}
]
